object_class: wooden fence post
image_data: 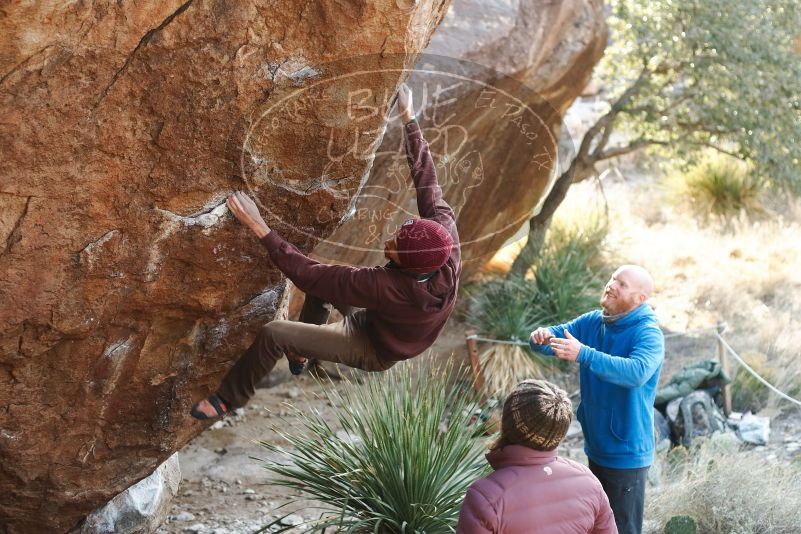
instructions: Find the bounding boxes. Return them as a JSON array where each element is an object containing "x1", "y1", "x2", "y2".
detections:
[
  {"x1": 716, "y1": 320, "x2": 732, "y2": 416},
  {"x1": 465, "y1": 330, "x2": 485, "y2": 393}
]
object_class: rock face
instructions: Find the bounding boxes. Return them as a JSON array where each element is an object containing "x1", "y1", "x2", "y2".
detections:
[
  {"x1": 0, "y1": 2, "x2": 450, "y2": 532},
  {"x1": 312, "y1": 0, "x2": 607, "y2": 277}
]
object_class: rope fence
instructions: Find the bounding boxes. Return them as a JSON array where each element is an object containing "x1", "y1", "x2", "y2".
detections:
[
  {"x1": 465, "y1": 326, "x2": 718, "y2": 345},
  {"x1": 465, "y1": 323, "x2": 801, "y2": 410},
  {"x1": 465, "y1": 334, "x2": 529, "y2": 346},
  {"x1": 714, "y1": 331, "x2": 801, "y2": 409}
]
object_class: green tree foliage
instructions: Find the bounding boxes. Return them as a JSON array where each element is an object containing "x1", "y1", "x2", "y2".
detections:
[
  {"x1": 601, "y1": 0, "x2": 801, "y2": 187},
  {"x1": 511, "y1": 0, "x2": 801, "y2": 275}
]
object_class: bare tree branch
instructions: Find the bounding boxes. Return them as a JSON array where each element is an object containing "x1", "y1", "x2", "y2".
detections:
[
  {"x1": 675, "y1": 121, "x2": 739, "y2": 135},
  {"x1": 596, "y1": 138, "x2": 669, "y2": 160},
  {"x1": 592, "y1": 120, "x2": 618, "y2": 159},
  {"x1": 577, "y1": 65, "x2": 653, "y2": 164},
  {"x1": 685, "y1": 142, "x2": 742, "y2": 159}
]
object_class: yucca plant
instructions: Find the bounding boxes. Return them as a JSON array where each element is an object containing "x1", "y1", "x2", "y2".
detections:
[
  {"x1": 530, "y1": 217, "x2": 608, "y2": 325},
  {"x1": 467, "y1": 216, "x2": 609, "y2": 396},
  {"x1": 672, "y1": 157, "x2": 764, "y2": 224},
  {"x1": 467, "y1": 277, "x2": 541, "y2": 343},
  {"x1": 466, "y1": 277, "x2": 548, "y2": 396},
  {"x1": 260, "y1": 363, "x2": 491, "y2": 533}
]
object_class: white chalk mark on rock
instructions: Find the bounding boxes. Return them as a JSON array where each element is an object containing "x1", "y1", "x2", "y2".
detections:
[
  {"x1": 265, "y1": 57, "x2": 320, "y2": 86},
  {"x1": 202, "y1": 287, "x2": 281, "y2": 350},
  {"x1": 145, "y1": 198, "x2": 230, "y2": 281},
  {"x1": 80, "y1": 229, "x2": 121, "y2": 269},
  {"x1": 102, "y1": 337, "x2": 134, "y2": 395},
  {"x1": 238, "y1": 288, "x2": 280, "y2": 319},
  {"x1": 155, "y1": 199, "x2": 229, "y2": 230},
  {"x1": 103, "y1": 337, "x2": 132, "y2": 358},
  {"x1": 144, "y1": 218, "x2": 179, "y2": 282}
]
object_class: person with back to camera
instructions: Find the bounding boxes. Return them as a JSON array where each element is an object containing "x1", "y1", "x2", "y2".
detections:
[{"x1": 457, "y1": 379, "x2": 617, "y2": 533}]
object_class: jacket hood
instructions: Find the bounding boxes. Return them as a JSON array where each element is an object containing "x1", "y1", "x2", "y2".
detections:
[
  {"x1": 607, "y1": 302, "x2": 656, "y2": 329},
  {"x1": 415, "y1": 264, "x2": 457, "y2": 312},
  {"x1": 387, "y1": 259, "x2": 458, "y2": 313}
]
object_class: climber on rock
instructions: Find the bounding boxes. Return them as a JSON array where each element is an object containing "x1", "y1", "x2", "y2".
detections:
[{"x1": 191, "y1": 83, "x2": 461, "y2": 419}]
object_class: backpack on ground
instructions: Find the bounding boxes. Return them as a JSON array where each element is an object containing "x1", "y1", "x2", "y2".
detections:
[{"x1": 665, "y1": 390, "x2": 729, "y2": 447}]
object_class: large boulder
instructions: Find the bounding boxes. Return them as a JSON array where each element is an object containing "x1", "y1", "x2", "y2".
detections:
[
  {"x1": 0, "y1": 1, "x2": 450, "y2": 532},
  {"x1": 312, "y1": 0, "x2": 607, "y2": 277}
]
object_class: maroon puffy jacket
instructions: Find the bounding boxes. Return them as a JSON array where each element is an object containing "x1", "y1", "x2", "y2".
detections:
[{"x1": 457, "y1": 445, "x2": 617, "y2": 534}]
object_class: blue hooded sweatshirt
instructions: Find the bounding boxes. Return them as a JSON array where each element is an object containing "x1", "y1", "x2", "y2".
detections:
[{"x1": 530, "y1": 303, "x2": 664, "y2": 469}]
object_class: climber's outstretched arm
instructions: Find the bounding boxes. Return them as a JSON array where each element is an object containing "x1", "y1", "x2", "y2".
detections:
[
  {"x1": 397, "y1": 84, "x2": 457, "y2": 235},
  {"x1": 226, "y1": 191, "x2": 388, "y2": 309}
]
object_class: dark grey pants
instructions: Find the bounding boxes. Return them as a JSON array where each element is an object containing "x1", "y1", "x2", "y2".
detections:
[{"x1": 589, "y1": 460, "x2": 649, "y2": 534}]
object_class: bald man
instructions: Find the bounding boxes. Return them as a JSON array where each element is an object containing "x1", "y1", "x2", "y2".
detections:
[{"x1": 529, "y1": 265, "x2": 664, "y2": 534}]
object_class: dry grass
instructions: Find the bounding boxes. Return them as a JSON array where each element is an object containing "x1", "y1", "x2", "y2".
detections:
[
  {"x1": 478, "y1": 344, "x2": 544, "y2": 398},
  {"x1": 646, "y1": 434, "x2": 801, "y2": 533}
]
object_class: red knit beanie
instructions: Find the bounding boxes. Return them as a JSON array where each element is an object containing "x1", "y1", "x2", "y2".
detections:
[{"x1": 394, "y1": 218, "x2": 453, "y2": 273}]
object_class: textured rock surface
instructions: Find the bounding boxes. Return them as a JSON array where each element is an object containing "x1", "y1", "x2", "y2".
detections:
[
  {"x1": 312, "y1": 0, "x2": 608, "y2": 277},
  {"x1": 0, "y1": 1, "x2": 449, "y2": 532},
  {"x1": 80, "y1": 454, "x2": 181, "y2": 534}
]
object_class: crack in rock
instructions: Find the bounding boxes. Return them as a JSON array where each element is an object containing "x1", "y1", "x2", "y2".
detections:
[
  {"x1": 94, "y1": 0, "x2": 195, "y2": 107},
  {"x1": 0, "y1": 45, "x2": 53, "y2": 88},
  {"x1": 2, "y1": 196, "x2": 31, "y2": 257}
]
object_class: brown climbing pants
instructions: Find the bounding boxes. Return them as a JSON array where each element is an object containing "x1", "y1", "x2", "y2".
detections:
[{"x1": 217, "y1": 295, "x2": 396, "y2": 409}]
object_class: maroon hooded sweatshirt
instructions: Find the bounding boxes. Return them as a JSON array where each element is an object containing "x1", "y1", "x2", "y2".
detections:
[{"x1": 258, "y1": 120, "x2": 461, "y2": 362}]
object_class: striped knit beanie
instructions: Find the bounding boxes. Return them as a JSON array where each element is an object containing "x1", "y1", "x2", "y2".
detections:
[
  {"x1": 500, "y1": 379, "x2": 572, "y2": 451},
  {"x1": 394, "y1": 218, "x2": 453, "y2": 274}
]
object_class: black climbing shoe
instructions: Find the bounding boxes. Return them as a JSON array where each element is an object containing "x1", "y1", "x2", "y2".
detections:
[
  {"x1": 190, "y1": 394, "x2": 228, "y2": 420},
  {"x1": 288, "y1": 359, "x2": 306, "y2": 375},
  {"x1": 287, "y1": 351, "x2": 307, "y2": 375}
]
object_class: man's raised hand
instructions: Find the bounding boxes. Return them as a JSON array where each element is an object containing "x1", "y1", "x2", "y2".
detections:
[
  {"x1": 551, "y1": 330, "x2": 582, "y2": 362},
  {"x1": 530, "y1": 327, "x2": 554, "y2": 346},
  {"x1": 226, "y1": 191, "x2": 271, "y2": 239},
  {"x1": 397, "y1": 83, "x2": 414, "y2": 124}
]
